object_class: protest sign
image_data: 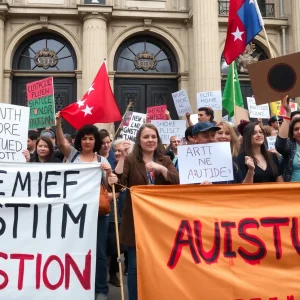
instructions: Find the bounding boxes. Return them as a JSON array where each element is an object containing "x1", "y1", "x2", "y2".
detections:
[
  {"x1": 146, "y1": 105, "x2": 167, "y2": 120},
  {"x1": 190, "y1": 114, "x2": 198, "y2": 125},
  {"x1": 0, "y1": 103, "x2": 29, "y2": 162},
  {"x1": 131, "y1": 183, "x2": 300, "y2": 300},
  {"x1": 26, "y1": 77, "x2": 56, "y2": 129},
  {"x1": 177, "y1": 142, "x2": 233, "y2": 184},
  {"x1": 197, "y1": 91, "x2": 222, "y2": 111},
  {"x1": 267, "y1": 136, "x2": 276, "y2": 150},
  {"x1": 280, "y1": 102, "x2": 298, "y2": 117},
  {"x1": 151, "y1": 120, "x2": 186, "y2": 144},
  {"x1": 247, "y1": 97, "x2": 270, "y2": 119},
  {"x1": 172, "y1": 89, "x2": 192, "y2": 117},
  {"x1": 0, "y1": 163, "x2": 100, "y2": 300},
  {"x1": 121, "y1": 112, "x2": 146, "y2": 142}
]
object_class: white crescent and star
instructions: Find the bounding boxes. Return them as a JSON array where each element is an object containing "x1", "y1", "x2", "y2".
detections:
[
  {"x1": 231, "y1": 27, "x2": 244, "y2": 41},
  {"x1": 81, "y1": 105, "x2": 93, "y2": 117},
  {"x1": 88, "y1": 83, "x2": 95, "y2": 95},
  {"x1": 77, "y1": 99, "x2": 86, "y2": 108}
]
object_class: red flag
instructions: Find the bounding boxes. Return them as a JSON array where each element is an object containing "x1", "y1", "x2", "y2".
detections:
[{"x1": 60, "y1": 63, "x2": 122, "y2": 129}]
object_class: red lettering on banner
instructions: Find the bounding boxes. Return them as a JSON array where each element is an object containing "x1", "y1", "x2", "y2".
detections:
[
  {"x1": 0, "y1": 252, "x2": 8, "y2": 289},
  {"x1": 43, "y1": 255, "x2": 64, "y2": 290}
]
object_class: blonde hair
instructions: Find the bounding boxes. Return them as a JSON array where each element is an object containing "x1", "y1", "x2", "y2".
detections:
[{"x1": 216, "y1": 121, "x2": 240, "y2": 157}]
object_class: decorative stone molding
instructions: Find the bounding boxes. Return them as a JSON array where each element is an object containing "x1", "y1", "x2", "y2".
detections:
[
  {"x1": 144, "y1": 19, "x2": 152, "y2": 31},
  {"x1": 40, "y1": 16, "x2": 48, "y2": 28}
]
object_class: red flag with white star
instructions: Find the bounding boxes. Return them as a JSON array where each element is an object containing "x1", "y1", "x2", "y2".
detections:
[{"x1": 60, "y1": 63, "x2": 122, "y2": 130}]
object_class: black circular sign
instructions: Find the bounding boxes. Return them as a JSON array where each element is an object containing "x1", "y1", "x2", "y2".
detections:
[{"x1": 267, "y1": 63, "x2": 297, "y2": 93}]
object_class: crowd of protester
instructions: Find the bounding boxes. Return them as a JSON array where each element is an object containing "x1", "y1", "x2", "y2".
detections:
[{"x1": 19, "y1": 95, "x2": 300, "y2": 300}]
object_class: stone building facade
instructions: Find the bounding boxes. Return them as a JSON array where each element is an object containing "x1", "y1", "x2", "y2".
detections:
[{"x1": 0, "y1": 0, "x2": 295, "y2": 131}]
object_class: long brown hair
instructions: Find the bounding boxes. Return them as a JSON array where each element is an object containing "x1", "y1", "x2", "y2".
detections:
[
  {"x1": 131, "y1": 123, "x2": 166, "y2": 162},
  {"x1": 216, "y1": 121, "x2": 240, "y2": 157},
  {"x1": 241, "y1": 122, "x2": 278, "y2": 176}
]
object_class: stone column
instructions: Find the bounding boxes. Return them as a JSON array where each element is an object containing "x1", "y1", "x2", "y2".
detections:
[
  {"x1": 82, "y1": 13, "x2": 108, "y2": 93},
  {"x1": 0, "y1": 14, "x2": 5, "y2": 101},
  {"x1": 192, "y1": 0, "x2": 221, "y2": 120},
  {"x1": 291, "y1": 0, "x2": 300, "y2": 53}
]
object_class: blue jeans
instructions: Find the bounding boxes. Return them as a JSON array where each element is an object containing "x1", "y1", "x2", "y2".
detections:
[
  {"x1": 127, "y1": 246, "x2": 138, "y2": 300},
  {"x1": 95, "y1": 215, "x2": 109, "y2": 295}
]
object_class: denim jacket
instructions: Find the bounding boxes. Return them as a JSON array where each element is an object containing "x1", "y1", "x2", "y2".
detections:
[{"x1": 275, "y1": 136, "x2": 296, "y2": 182}]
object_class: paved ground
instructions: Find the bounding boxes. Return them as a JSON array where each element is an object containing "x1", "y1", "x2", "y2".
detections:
[{"x1": 107, "y1": 274, "x2": 128, "y2": 300}]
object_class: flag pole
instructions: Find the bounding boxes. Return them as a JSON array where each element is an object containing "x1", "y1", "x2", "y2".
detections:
[
  {"x1": 112, "y1": 184, "x2": 125, "y2": 300},
  {"x1": 232, "y1": 61, "x2": 236, "y2": 120}
]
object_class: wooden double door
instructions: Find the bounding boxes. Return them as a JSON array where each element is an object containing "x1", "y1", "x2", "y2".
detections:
[
  {"x1": 114, "y1": 78, "x2": 178, "y2": 119},
  {"x1": 12, "y1": 77, "x2": 77, "y2": 134}
]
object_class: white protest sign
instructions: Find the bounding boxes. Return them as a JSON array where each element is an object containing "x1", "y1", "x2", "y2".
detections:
[
  {"x1": 190, "y1": 114, "x2": 198, "y2": 125},
  {"x1": 177, "y1": 142, "x2": 233, "y2": 184},
  {"x1": 197, "y1": 91, "x2": 222, "y2": 111},
  {"x1": 267, "y1": 136, "x2": 277, "y2": 150},
  {"x1": 172, "y1": 89, "x2": 192, "y2": 117},
  {"x1": 151, "y1": 120, "x2": 186, "y2": 144},
  {"x1": 0, "y1": 103, "x2": 29, "y2": 162},
  {"x1": 0, "y1": 163, "x2": 100, "y2": 300},
  {"x1": 121, "y1": 112, "x2": 146, "y2": 142},
  {"x1": 247, "y1": 97, "x2": 270, "y2": 119}
]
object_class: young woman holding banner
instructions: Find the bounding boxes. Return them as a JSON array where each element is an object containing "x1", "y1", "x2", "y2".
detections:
[
  {"x1": 55, "y1": 112, "x2": 111, "y2": 300},
  {"x1": 236, "y1": 122, "x2": 283, "y2": 183},
  {"x1": 107, "y1": 123, "x2": 179, "y2": 300}
]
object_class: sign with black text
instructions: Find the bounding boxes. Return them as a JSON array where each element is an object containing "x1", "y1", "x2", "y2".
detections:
[
  {"x1": 172, "y1": 89, "x2": 192, "y2": 117},
  {"x1": 177, "y1": 142, "x2": 233, "y2": 184},
  {"x1": 0, "y1": 163, "x2": 100, "y2": 299},
  {"x1": 247, "y1": 97, "x2": 270, "y2": 119},
  {"x1": 120, "y1": 112, "x2": 146, "y2": 142},
  {"x1": 0, "y1": 103, "x2": 29, "y2": 162},
  {"x1": 197, "y1": 91, "x2": 222, "y2": 111}
]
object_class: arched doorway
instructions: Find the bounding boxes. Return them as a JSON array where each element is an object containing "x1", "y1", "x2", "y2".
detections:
[
  {"x1": 114, "y1": 35, "x2": 179, "y2": 119},
  {"x1": 12, "y1": 33, "x2": 77, "y2": 134}
]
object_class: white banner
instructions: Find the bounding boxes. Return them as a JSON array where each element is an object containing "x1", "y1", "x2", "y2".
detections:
[
  {"x1": 172, "y1": 89, "x2": 192, "y2": 117},
  {"x1": 0, "y1": 163, "x2": 100, "y2": 300},
  {"x1": 178, "y1": 142, "x2": 233, "y2": 184},
  {"x1": 247, "y1": 97, "x2": 270, "y2": 119},
  {"x1": 0, "y1": 103, "x2": 30, "y2": 162},
  {"x1": 151, "y1": 120, "x2": 186, "y2": 144},
  {"x1": 197, "y1": 91, "x2": 222, "y2": 111},
  {"x1": 120, "y1": 112, "x2": 146, "y2": 142}
]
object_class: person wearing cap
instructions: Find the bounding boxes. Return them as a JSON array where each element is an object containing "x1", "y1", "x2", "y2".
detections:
[{"x1": 268, "y1": 116, "x2": 282, "y2": 131}]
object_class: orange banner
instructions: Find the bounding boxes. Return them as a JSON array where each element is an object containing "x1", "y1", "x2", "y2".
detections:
[{"x1": 131, "y1": 184, "x2": 300, "y2": 300}]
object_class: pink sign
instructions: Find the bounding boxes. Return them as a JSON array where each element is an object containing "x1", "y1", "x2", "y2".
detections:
[
  {"x1": 146, "y1": 105, "x2": 167, "y2": 120},
  {"x1": 26, "y1": 77, "x2": 54, "y2": 101},
  {"x1": 280, "y1": 102, "x2": 298, "y2": 116}
]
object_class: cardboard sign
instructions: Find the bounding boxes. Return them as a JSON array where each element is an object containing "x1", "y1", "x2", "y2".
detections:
[
  {"x1": 0, "y1": 163, "x2": 100, "y2": 299},
  {"x1": 26, "y1": 77, "x2": 56, "y2": 129},
  {"x1": 177, "y1": 142, "x2": 233, "y2": 184},
  {"x1": 131, "y1": 183, "x2": 300, "y2": 300},
  {"x1": 0, "y1": 103, "x2": 29, "y2": 162},
  {"x1": 151, "y1": 120, "x2": 186, "y2": 144},
  {"x1": 248, "y1": 52, "x2": 300, "y2": 105},
  {"x1": 120, "y1": 112, "x2": 146, "y2": 142},
  {"x1": 247, "y1": 97, "x2": 270, "y2": 119},
  {"x1": 234, "y1": 106, "x2": 250, "y2": 125},
  {"x1": 280, "y1": 102, "x2": 298, "y2": 117},
  {"x1": 197, "y1": 91, "x2": 222, "y2": 111},
  {"x1": 146, "y1": 105, "x2": 167, "y2": 120},
  {"x1": 267, "y1": 136, "x2": 276, "y2": 150},
  {"x1": 172, "y1": 89, "x2": 192, "y2": 117}
]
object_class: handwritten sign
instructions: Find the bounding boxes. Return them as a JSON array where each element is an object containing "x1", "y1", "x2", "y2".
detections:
[
  {"x1": 172, "y1": 90, "x2": 192, "y2": 117},
  {"x1": 247, "y1": 97, "x2": 270, "y2": 119},
  {"x1": 177, "y1": 142, "x2": 233, "y2": 184},
  {"x1": 121, "y1": 112, "x2": 146, "y2": 142},
  {"x1": 26, "y1": 77, "x2": 56, "y2": 129},
  {"x1": 280, "y1": 102, "x2": 298, "y2": 117},
  {"x1": 0, "y1": 162, "x2": 99, "y2": 299},
  {"x1": 267, "y1": 136, "x2": 276, "y2": 150},
  {"x1": 151, "y1": 120, "x2": 186, "y2": 144},
  {"x1": 197, "y1": 91, "x2": 222, "y2": 111},
  {"x1": 0, "y1": 103, "x2": 29, "y2": 162},
  {"x1": 147, "y1": 105, "x2": 167, "y2": 120}
]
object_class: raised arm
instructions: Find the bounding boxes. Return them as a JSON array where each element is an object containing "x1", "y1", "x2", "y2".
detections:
[
  {"x1": 55, "y1": 111, "x2": 71, "y2": 158},
  {"x1": 278, "y1": 95, "x2": 291, "y2": 139}
]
